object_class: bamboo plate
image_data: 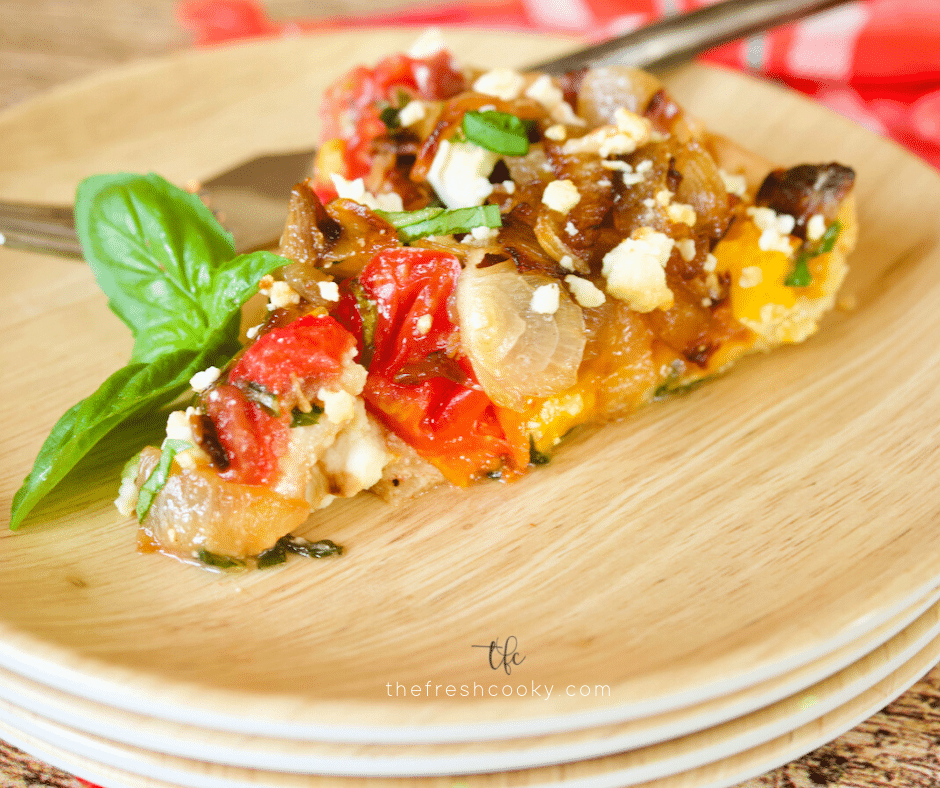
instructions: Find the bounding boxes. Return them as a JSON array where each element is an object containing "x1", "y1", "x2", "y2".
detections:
[
  {"x1": 0, "y1": 586, "x2": 937, "y2": 776},
  {"x1": 3, "y1": 608, "x2": 940, "y2": 788},
  {"x1": 1, "y1": 29, "x2": 940, "y2": 744}
]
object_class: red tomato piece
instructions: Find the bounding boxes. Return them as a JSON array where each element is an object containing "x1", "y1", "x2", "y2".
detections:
[
  {"x1": 203, "y1": 384, "x2": 288, "y2": 486},
  {"x1": 319, "y1": 50, "x2": 465, "y2": 180},
  {"x1": 228, "y1": 314, "x2": 355, "y2": 397},
  {"x1": 335, "y1": 248, "x2": 529, "y2": 484}
]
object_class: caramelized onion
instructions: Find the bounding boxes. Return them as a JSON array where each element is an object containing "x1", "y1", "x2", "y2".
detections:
[
  {"x1": 457, "y1": 261, "x2": 586, "y2": 409},
  {"x1": 576, "y1": 67, "x2": 662, "y2": 127},
  {"x1": 672, "y1": 140, "x2": 730, "y2": 239}
]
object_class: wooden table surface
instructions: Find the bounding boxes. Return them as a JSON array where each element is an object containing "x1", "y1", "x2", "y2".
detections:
[{"x1": 1, "y1": 2, "x2": 938, "y2": 787}]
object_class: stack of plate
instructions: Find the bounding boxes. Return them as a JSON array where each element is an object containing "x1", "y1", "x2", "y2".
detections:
[{"x1": 2, "y1": 28, "x2": 940, "y2": 788}]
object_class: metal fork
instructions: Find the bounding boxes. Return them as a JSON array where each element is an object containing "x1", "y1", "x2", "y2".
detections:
[{"x1": 0, "y1": 0, "x2": 851, "y2": 260}]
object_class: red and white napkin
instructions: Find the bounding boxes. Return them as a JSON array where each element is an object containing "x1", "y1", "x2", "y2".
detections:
[{"x1": 177, "y1": 0, "x2": 940, "y2": 169}]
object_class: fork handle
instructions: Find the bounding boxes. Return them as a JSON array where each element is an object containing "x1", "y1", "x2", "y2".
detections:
[
  {"x1": 0, "y1": 202, "x2": 83, "y2": 258},
  {"x1": 529, "y1": 0, "x2": 854, "y2": 73}
]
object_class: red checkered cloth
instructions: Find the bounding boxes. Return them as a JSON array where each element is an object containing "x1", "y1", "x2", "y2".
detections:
[{"x1": 177, "y1": 0, "x2": 940, "y2": 169}]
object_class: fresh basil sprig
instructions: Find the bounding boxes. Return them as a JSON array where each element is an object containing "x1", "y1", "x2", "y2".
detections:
[
  {"x1": 462, "y1": 110, "x2": 530, "y2": 156},
  {"x1": 10, "y1": 173, "x2": 289, "y2": 530},
  {"x1": 76, "y1": 173, "x2": 283, "y2": 364},
  {"x1": 376, "y1": 205, "x2": 501, "y2": 243}
]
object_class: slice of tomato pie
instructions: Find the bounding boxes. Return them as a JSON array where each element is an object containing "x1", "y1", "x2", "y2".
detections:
[{"x1": 116, "y1": 41, "x2": 857, "y2": 567}]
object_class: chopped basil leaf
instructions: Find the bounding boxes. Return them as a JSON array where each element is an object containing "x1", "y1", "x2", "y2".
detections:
[
  {"x1": 243, "y1": 381, "x2": 280, "y2": 417},
  {"x1": 197, "y1": 550, "x2": 246, "y2": 570},
  {"x1": 290, "y1": 405, "x2": 323, "y2": 428},
  {"x1": 376, "y1": 207, "x2": 445, "y2": 229},
  {"x1": 784, "y1": 255, "x2": 812, "y2": 288},
  {"x1": 462, "y1": 111, "x2": 530, "y2": 156},
  {"x1": 785, "y1": 221, "x2": 841, "y2": 288},
  {"x1": 256, "y1": 540, "x2": 287, "y2": 569},
  {"x1": 376, "y1": 205, "x2": 501, "y2": 243},
  {"x1": 135, "y1": 438, "x2": 191, "y2": 522},
  {"x1": 529, "y1": 436, "x2": 551, "y2": 466},
  {"x1": 379, "y1": 105, "x2": 400, "y2": 129},
  {"x1": 818, "y1": 220, "x2": 842, "y2": 254},
  {"x1": 284, "y1": 536, "x2": 344, "y2": 559},
  {"x1": 349, "y1": 279, "x2": 378, "y2": 367}
]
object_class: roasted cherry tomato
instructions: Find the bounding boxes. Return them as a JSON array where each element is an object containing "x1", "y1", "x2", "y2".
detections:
[
  {"x1": 335, "y1": 248, "x2": 528, "y2": 484},
  {"x1": 206, "y1": 314, "x2": 356, "y2": 485},
  {"x1": 319, "y1": 50, "x2": 465, "y2": 182},
  {"x1": 203, "y1": 384, "x2": 287, "y2": 486},
  {"x1": 228, "y1": 313, "x2": 355, "y2": 396}
]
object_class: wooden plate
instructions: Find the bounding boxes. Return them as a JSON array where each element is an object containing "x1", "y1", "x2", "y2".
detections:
[
  {"x1": 3, "y1": 602, "x2": 940, "y2": 788},
  {"x1": 0, "y1": 586, "x2": 937, "y2": 775},
  {"x1": 1, "y1": 29, "x2": 940, "y2": 742}
]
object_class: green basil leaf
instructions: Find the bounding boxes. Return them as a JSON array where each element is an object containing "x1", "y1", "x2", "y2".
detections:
[
  {"x1": 462, "y1": 111, "x2": 530, "y2": 156},
  {"x1": 818, "y1": 220, "x2": 842, "y2": 254},
  {"x1": 290, "y1": 406, "x2": 324, "y2": 428},
  {"x1": 135, "y1": 438, "x2": 192, "y2": 522},
  {"x1": 75, "y1": 174, "x2": 289, "y2": 364},
  {"x1": 377, "y1": 205, "x2": 501, "y2": 243},
  {"x1": 197, "y1": 550, "x2": 246, "y2": 570},
  {"x1": 785, "y1": 220, "x2": 842, "y2": 288},
  {"x1": 784, "y1": 255, "x2": 813, "y2": 288},
  {"x1": 10, "y1": 344, "x2": 224, "y2": 530},
  {"x1": 284, "y1": 536, "x2": 344, "y2": 559},
  {"x1": 375, "y1": 207, "x2": 445, "y2": 229}
]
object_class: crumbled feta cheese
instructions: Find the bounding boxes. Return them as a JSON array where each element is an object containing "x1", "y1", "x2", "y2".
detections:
[
  {"x1": 397, "y1": 100, "x2": 427, "y2": 128},
  {"x1": 806, "y1": 213, "x2": 827, "y2": 242},
  {"x1": 164, "y1": 407, "x2": 208, "y2": 470},
  {"x1": 166, "y1": 409, "x2": 195, "y2": 443},
  {"x1": 408, "y1": 28, "x2": 448, "y2": 58},
  {"x1": 542, "y1": 179, "x2": 581, "y2": 213},
  {"x1": 472, "y1": 68, "x2": 525, "y2": 101},
  {"x1": 655, "y1": 189, "x2": 673, "y2": 207},
  {"x1": 330, "y1": 173, "x2": 404, "y2": 212},
  {"x1": 739, "y1": 266, "x2": 764, "y2": 288},
  {"x1": 642, "y1": 198, "x2": 656, "y2": 209},
  {"x1": 416, "y1": 314, "x2": 433, "y2": 335},
  {"x1": 635, "y1": 160, "x2": 653, "y2": 175},
  {"x1": 677, "y1": 239, "x2": 696, "y2": 262},
  {"x1": 601, "y1": 160, "x2": 632, "y2": 171},
  {"x1": 747, "y1": 206, "x2": 797, "y2": 255},
  {"x1": 530, "y1": 283, "x2": 560, "y2": 315},
  {"x1": 188, "y1": 366, "x2": 220, "y2": 393},
  {"x1": 719, "y1": 169, "x2": 747, "y2": 197},
  {"x1": 559, "y1": 255, "x2": 575, "y2": 271},
  {"x1": 704, "y1": 253, "x2": 718, "y2": 272},
  {"x1": 565, "y1": 275, "x2": 606, "y2": 308},
  {"x1": 317, "y1": 388, "x2": 357, "y2": 425},
  {"x1": 245, "y1": 323, "x2": 263, "y2": 340},
  {"x1": 563, "y1": 113, "x2": 652, "y2": 157},
  {"x1": 260, "y1": 278, "x2": 301, "y2": 311},
  {"x1": 461, "y1": 225, "x2": 499, "y2": 246},
  {"x1": 544, "y1": 124, "x2": 567, "y2": 141},
  {"x1": 524, "y1": 74, "x2": 584, "y2": 126},
  {"x1": 565, "y1": 221, "x2": 577, "y2": 237},
  {"x1": 427, "y1": 139, "x2": 499, "y2": 209},
  {"x1": 601, "y1": 227, "x2": 675, "y2": 313},
  {"x1": 667, "y1": 201, "x2": 697, "y2": 227},
  {"x1": 317, "y1": 281, "x2": 340, "y2": 302},
  {"x1": 701, "y1": 297, "x2": 713, "y2": 307},
  {"x1": 502, "y1": 179, "x2": 516, "y2": 194}
]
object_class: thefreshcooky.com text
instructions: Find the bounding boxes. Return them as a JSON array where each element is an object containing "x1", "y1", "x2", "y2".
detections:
[{"x1": 385, "y1": 682, "x2": 610, "y2": 699}]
